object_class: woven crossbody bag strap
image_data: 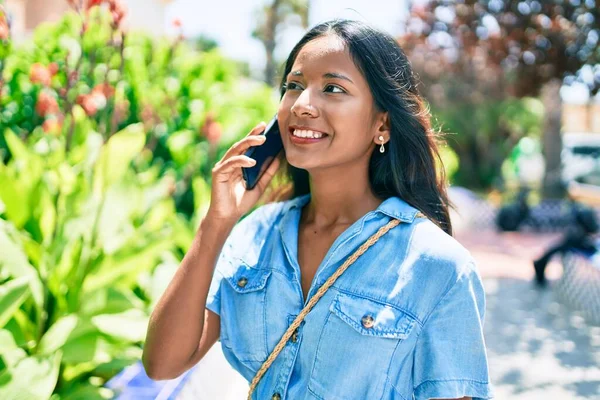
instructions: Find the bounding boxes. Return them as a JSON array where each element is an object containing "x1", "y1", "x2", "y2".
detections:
[{"x1": 247, "y1": 213, "x2": 424, "y2": 399}]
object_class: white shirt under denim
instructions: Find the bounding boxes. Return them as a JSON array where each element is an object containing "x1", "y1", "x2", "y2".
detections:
[{"x1": 206, "y1": 193, "x2": 494, "y2": 400}]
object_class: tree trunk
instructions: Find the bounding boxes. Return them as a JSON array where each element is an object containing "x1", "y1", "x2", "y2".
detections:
[
  {"x1": 541, "y1": 78, "x2": 565, "y2": 199},
  {"x1": 265, "y1": 40, "x2": 276, "y2": 86},
  {"x1": 264, "y1": 0, "x2": 282, "y2": 87}
]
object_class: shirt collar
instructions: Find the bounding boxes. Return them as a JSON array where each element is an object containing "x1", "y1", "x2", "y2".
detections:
[{"x1": 282, "y1": 193, "x2": 421, "y2": 223}]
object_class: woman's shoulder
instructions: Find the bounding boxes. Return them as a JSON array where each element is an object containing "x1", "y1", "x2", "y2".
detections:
[
  {"x1": 404, "y1": 217, "x2": 478, "y2": 286},
  {"x1": 410, "y1": 218, "x2": 472, "y2": 264},
  {"x1": 388, "y1": 219, "x2": 484, "y2": 324}
]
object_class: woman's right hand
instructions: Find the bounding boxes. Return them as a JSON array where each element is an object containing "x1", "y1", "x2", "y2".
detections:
[{"x1": 206, "y1": 122, "x2": 282, "y2": 223}]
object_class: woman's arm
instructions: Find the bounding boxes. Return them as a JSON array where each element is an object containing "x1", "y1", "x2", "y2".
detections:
[
  {"x1": 141, "y1": 121, "x2": 282, "y2": 380},
  {"x1": 142, "y1": 215, "x2": 235, "y2": 380}
]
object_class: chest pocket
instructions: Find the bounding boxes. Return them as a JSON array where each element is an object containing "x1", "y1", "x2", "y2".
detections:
[
  {"x1": 309, "y1": 292, "x2": 417, "y2": 400},
  {"x1": 220, "y1": 265, "x2": 272, "y2": 371}
]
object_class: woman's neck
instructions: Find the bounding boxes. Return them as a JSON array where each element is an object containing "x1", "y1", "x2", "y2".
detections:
[{"x1": 300, "y1": 167, "x2": 383, "y2": 229}]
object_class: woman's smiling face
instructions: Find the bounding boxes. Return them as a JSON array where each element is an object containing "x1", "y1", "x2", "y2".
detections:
[{"x1": 278, "y1": 34, "x2": 387, "y2": 172}]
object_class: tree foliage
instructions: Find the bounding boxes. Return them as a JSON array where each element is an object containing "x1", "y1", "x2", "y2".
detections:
[{"x1": 401, "y1": 0, "x2": 599, "y2": 193}]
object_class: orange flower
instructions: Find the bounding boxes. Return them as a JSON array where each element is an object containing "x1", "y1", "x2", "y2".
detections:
[
  {"x1": 30, "y1": 63, "x2": 53, "y2": 86},
  {"x1": 36, "y1": 91, "x2": 59, "y2": 117},
  {"x1": 173, "y1": 18, "x2": 182, "y2": 28},
  {"x1": 48, "y1": 63, "x2": 59, "y2": 75},
  {"x1": 201, "y1": 112, "x2": 223, "y2": 145},
  {"x1": 42, "y1": 115, "x2": 64, "y2": 135},
  {"x1": 77, "y1": 92, "x2": 107, "y2": 117},
  {"x1": 87, "y1": 0, "x2": 104, "y2": 9},
  {"x1": 0, "y1": 24, "x2": 8, "y2": 41},
  {"x1": 92, "y1": 82, "x2": 115, "y2": 98},
  {"x1": 109, "y1": 0, "x2": 127, "y2": 26},
  {"x1": 0, "y1": 14, "x2": 9, "y2": 41}
]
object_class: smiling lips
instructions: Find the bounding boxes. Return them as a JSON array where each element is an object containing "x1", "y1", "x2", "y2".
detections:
[{"x1": 289, "y1": 127, "x2": 329, "y2": 143}]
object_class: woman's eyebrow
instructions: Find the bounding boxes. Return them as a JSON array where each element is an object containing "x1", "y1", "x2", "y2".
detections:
[
  {"x1": 289, "y1": 70, "x2": 354, "y2": 84},
  {"x1": 323, "y1": 72, "x2": 354, "y2": 83}
]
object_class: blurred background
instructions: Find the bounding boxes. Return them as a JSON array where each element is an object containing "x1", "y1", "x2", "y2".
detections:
[{"x1": 0, "y1": 0, "x2": 599, "y2": 399}]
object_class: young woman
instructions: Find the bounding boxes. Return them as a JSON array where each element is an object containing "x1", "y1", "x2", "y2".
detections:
[{"x1": 143, "y1": 19, "x2": 494, "y2": 400}]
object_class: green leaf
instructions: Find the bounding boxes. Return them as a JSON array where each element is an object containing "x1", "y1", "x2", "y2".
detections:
[
  {"x1": 91, "y1": 355, "x2": 140, "y2": 381},
  {"x1": 3, "y1": 314, "x2": 31, "y2": 350},
  {"x1": 192, "y1": 176, "x2": 211, "y2": 219},
  {"x1": 59, "y1": 384, "x2": 114, "y2": 400},
  {"x1": 82, "y1": 238, "x2": 172, "y2": 293},
  {"x1": 148, "y1": 255, "x2": 179, "y2": 308},
  {"x1": 0, "y1": 222, "x2": 44, "y2": 309},
  {"x1": 0, "y1": 277, "x2": 31, "y2": 328},
  {"x1": 140, "y1": 198, "x2": 175, "y2": 233},
  {"x1": 0, "y1": 329, "x2": 19, "y2": 354},
  {"x1": 60, "y1": 332, "x2": 112, "y2": 365},
  {"x1": 0, "y1": 352, "x2": 62, "y2": 400},
  {"x1": 91, "y1": 309, "x2": 148, "y2": 342},
  {"x1": 0, "y1": 163, "x2": 29, "y2": 228},
  {"x1": 95, "y1": 184, "x2": 141, "y2": 255},
  {"x1": 80, "y1": 287, "x2": 145, "y2": 317},
  {"x1": 92, "y1": 123, "x2": 146, "y2": 193},
  {"x1": 171, "y1": 215, "x2": 195, "y2": 252},
  {"x1": 48, "y1": 236, "x2": 84, "y2": 297},
  {"x1": 0, "y1": 329, "x2": 27, "y2": 368},
  {"x1": 3, "y1": 128, "x2": 30, "y2": 163},
  {"x1": 36, "y1": 316, "x2": 115, "y2": 367},
  {"x1": 34, "y1": 184, "x2": 57, "y2": 244},
  {"x1": 37, "y1": 315, "x2": 95, "y2": 356},
  {"x1": 166, "y1": 129, "x2": 195, "y2": 166}
]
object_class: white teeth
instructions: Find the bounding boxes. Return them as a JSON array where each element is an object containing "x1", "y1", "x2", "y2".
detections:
[{"x1": 292, "y1": 129, "x2": 325, "y2": 139}]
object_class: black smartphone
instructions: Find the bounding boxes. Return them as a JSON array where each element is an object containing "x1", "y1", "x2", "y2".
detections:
[{"x1": 242, "y1": 115, "x2": 284, "y2": 190}]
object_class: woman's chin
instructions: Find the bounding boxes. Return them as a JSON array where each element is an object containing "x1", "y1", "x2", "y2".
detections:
[{"x1": 285, "y1": 156, "x2": 316, "y2": 171}]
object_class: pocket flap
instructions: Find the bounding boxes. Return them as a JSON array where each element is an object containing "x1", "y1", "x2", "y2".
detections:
[
  {"x1": 330, "y1": 292, "x2": 416, "y2": 339},
  {"x1": 225, "y1": 266, "x2": 271, "y2": 293}
]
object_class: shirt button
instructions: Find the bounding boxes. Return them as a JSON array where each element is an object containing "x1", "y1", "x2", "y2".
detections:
[
  {"x1": 291, "y1": 328, "x2": 299, "y2": 343},
  {"x1": 272, "y1": 393, "x2": 281, "y2": 400},
  {"x1": 361, "y1": 314, "x2": 375, "y2": 329},
  {"x1": 237, "y1": 277, "x2": 248, "y2": 288}
]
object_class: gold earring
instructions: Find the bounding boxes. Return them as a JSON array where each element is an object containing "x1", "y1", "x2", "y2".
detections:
[{"x1": 378, "y1": 135, "x2": 385, "y2": 153}]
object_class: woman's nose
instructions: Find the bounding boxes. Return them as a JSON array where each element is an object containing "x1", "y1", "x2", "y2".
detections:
[{"x1": 291, "y1": 90, "x2": 319, "y2": 117}]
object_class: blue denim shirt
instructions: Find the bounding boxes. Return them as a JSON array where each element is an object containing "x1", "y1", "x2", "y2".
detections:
[{"x1": 206, "y1": 193, "x2": 494, "y2": 400}]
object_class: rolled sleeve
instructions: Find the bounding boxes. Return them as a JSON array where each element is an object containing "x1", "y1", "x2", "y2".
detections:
[
  {"x1": 205, "y1": 261, "x2": 224, "y2": 316},
  {"x1": 412, "y1": 261, "x2": 494, "y2": 400}
]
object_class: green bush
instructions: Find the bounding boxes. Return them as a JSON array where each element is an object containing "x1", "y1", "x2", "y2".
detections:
[
  {"x1": 0, "y1": 3, "x2": 277, "y2": 398},
  {"x1": 0, "y1": 5, "x2": 278, "y2": 217}
]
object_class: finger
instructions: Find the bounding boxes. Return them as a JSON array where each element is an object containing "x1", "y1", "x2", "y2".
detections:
[
  {"x1": 255, "y1": 156, "x2": 282, "y2": 193},
  {"x1": 219, "y1": 135, "x2": 266, "y2": 163},
  {"x1": 214, "y1": 155, "x2": 256, "y2": 176},
  {"x1": 247, "y1": 121, "x2": 267, "y2": 136}
]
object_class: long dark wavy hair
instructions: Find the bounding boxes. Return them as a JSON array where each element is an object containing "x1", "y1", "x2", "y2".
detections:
[{"x1": 279, "y1": 19, "x2": 453, "y2": 235}]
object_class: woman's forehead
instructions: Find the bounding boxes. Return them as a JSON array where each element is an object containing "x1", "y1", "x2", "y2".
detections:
[{"x1": 292, "y1": 35, "x2": 356, "y2": 74}]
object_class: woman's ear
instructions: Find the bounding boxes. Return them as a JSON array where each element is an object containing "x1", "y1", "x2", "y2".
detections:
[{"x1": 374, "y1": 111, "x2": 390, "y2": 144}]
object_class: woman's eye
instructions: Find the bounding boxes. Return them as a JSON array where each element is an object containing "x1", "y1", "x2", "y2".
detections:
[
  {"x1": 286, "y1": 82, "x2": 303, "y2": 90},
  {"x1": 324, "y1": 85, "x2": 345, "y2": 93}
]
